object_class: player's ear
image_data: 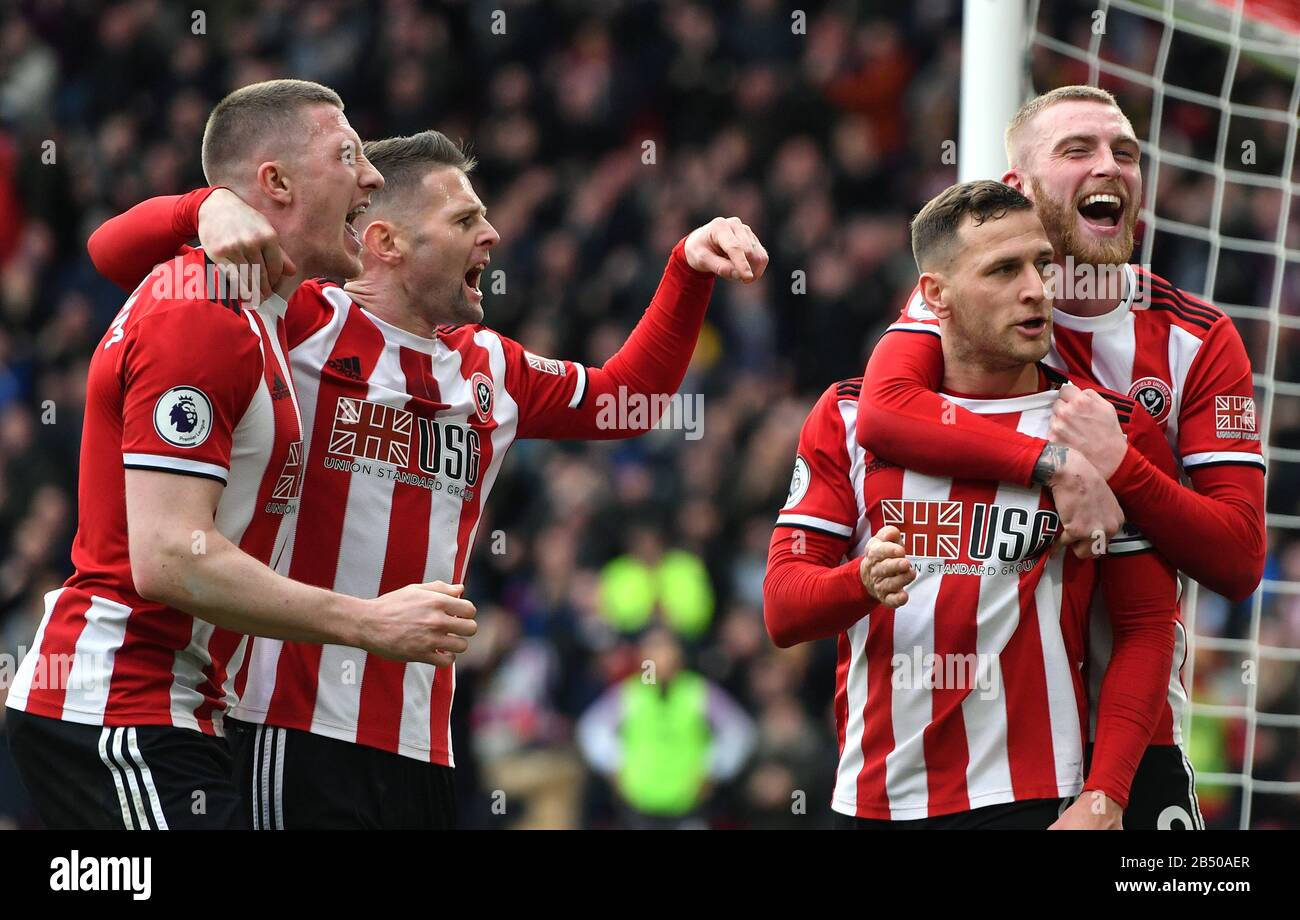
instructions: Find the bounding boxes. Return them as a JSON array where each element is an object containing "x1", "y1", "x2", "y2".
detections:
[
  {"x1": 918, "y1": 272, "x2": 950, "y2": 319},
  {"x1": 255, "y1": 161, "x2": 293, "y2": 205},
  {"x1": 361, "y1": 219, "x2": 401, "y2": 263},
  {"x1": 1002, "y1": 168, "x2": 1026, "y2": 194}
]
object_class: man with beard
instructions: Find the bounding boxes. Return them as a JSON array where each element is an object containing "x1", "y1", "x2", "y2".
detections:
[{"x1": 853, "y1": 85, "x2": 1265, "y2": 829}]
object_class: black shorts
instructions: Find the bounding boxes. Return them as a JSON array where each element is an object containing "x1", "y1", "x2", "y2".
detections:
[
  {"x1": 226, "y1": 718, "x2": 457, "y2": 830},
  {"x1": 1086, "y1": 743, "x2": 1204, "y2": 830},
  {"x1": 5, "y1": 708, "x2": 245, "y2": 829},
  {"x1": 834, "y1": 797, "x2": 1066, "y2": 829}
]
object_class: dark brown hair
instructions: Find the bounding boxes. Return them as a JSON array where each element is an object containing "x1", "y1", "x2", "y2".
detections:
[
  {"x1": 910, "y1": 180, "x2": 1034, "y2": 272},
  {"x1": 363, "y1": 131, "x2": 477, "y2": 214}
]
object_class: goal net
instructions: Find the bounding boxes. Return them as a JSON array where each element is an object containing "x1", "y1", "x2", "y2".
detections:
[{"x1": 968, "y1": 0, "x2": 1300, "y2": 828}]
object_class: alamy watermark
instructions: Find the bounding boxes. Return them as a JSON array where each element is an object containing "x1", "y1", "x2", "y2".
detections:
[
  {"x1": 50, "y1": 851, "x2": 151, "y2": 900},
  {"x1": 891, "y1": 646, "x2": 1002, "y2": 701},
  {"x1": 1043, "y1": 257, "x2": 1153, "y2": 303},
  {"x1": 149, "y1": 257, "x2": 264, "y2": 306},
  {"x1": 594, "y1": 386, "x2": 704, "y2": 440},
  {"x1": 0, "y1": 647, "x2": 109, "y2": 694}
]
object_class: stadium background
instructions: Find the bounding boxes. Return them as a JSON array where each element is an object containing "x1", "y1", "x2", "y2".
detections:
[{"x1": 0, "y1": 0, "x2": 1295, "y2": 828}]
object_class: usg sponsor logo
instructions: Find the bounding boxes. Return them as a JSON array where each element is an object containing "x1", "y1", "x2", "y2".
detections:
[{"x1": 882, "y1": 499, "x2": 1059, "y2": 563}]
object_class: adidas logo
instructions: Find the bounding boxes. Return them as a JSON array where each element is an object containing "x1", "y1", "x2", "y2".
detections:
[
  {"x1": 327, "y1": 356, "x2": 365, "y2": 381},
  {"x1": 270, "y1": 373, "x2": 292, "y2": 401},
  {"x1": 864, "y1": 457, "x2": 897, "y2": 476}
]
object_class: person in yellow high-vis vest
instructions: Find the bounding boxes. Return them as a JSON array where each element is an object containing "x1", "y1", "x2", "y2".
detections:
[
  {"x1": 577, "y1": 628, "x2": 754, "y2": 828},
  {"x1": 598, "y1": 526, "x2": 714, "y2": 639}
]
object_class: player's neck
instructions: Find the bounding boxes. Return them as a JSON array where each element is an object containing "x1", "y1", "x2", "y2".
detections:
[
  {"x1": 344, "y1": 275, "x2": 439, "y2": 339},
  {"x1": 271, "y1": 272, "x2": 305, "y2": 304},
  {"x1": 941, "y1": 359, "x2": 1041, "y2": 399},
  {"x1": 1051, "y1": 258, "x2": 1130, "y2": 317}
]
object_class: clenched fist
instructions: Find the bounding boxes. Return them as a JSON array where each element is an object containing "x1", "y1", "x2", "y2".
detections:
[
  {"x1": 1049, "y1": 382, "x2": 1128, "y2": 478},
  {"x1": 684, "y1": 216, "x2": 769, "y2": 282},
  {"x1": 361, "y1": 580, "x2": 478, "y2": 668},
  {"x1": 859, "y1": 525, "x2": 916, "y2": 608},
  {"x1": 1035, "y1": 443, "x2": 1125, "y2": 559}
]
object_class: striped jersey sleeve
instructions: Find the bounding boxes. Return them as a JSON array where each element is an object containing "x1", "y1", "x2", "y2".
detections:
[
  {"x1": 498, "y1": 335, "x2": 589, "y2": 440},
  {"x1": 775, "y1": 379, "x2": 861, "y2": 541}
]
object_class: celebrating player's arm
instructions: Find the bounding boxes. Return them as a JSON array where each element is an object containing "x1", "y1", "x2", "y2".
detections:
[
  {"x1": 126, "y1": 477, "x2": 475, "y2": 668},
  {"x1": 114, "y1": 274, "x2": 476, "y2": 669},
  {"x1": 1051, "y1": 395, "x2": 1180, "y2": 828},
  {"x1": 502, "y1": 213, "x2": 767, "y2": 442},
  {"x1": 89, "y1": 189, "x2": 767, "y2": 443},
  {"x1": 762, "y1": 379, "x2": 876, "y2": 648},
  {"x1": 88, "y1": 186, "x2": 290, "y2": 302},
  {"x1": 1045, "y1": 348, "x2": 1265, "y2": 601}
]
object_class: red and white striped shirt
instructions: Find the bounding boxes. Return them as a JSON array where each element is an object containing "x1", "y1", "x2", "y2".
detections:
[
  {"x1": 7, "y1": 250, "x2": 303, "y2": 735},
  {"x1": 229, "y1": 241, "x2": 716, "y2": 764},
  {"x1": 889, "y1": 265, "x2": 1265, "y2": 745},
  {"x1": 777, "y1": 371, "x2": 1176, "y2": 820},
  {"x1": 228, "y1": 281, "x2": 593, "y2": 764}
]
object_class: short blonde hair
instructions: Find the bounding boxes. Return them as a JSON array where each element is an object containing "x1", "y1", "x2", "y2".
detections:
[
  {"x1": 1004, "y1": 85, "x2": 1123, "y2": 167},
  {"x1": 201, "y1": 79, "x2": 344, "y2": 185}
]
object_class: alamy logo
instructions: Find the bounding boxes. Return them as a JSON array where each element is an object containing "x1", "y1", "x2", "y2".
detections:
[
  {"x1": 50, "y1": 850, "x2": 151, "y2": 901},
  {"x1": 593, "y1": 386, "x2": 704, "y2": 441}
]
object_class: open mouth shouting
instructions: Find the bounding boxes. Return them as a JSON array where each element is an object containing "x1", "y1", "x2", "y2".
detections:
[
  {"x1": 1076, "y1": 191, "x2": 1125, "y2": 236},
  {"x1": 464, "y1": 256, "x2": 489, "y2": 302},
  {"x1": 345, "y1": 202, "x2": 368, "y2": 252}
]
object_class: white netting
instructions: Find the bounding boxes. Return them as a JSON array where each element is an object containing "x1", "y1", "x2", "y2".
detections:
[{"x1": 1024, "y1": 0, "x2": 1300, "y2": 828}]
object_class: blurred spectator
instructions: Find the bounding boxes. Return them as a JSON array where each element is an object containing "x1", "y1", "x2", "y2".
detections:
[
  {"x1": 598, "y1": 524, "x2": 714, "y2": 638},
  {"x1": 576, "y1": 627, "x2": 754, "y2": 828}
]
